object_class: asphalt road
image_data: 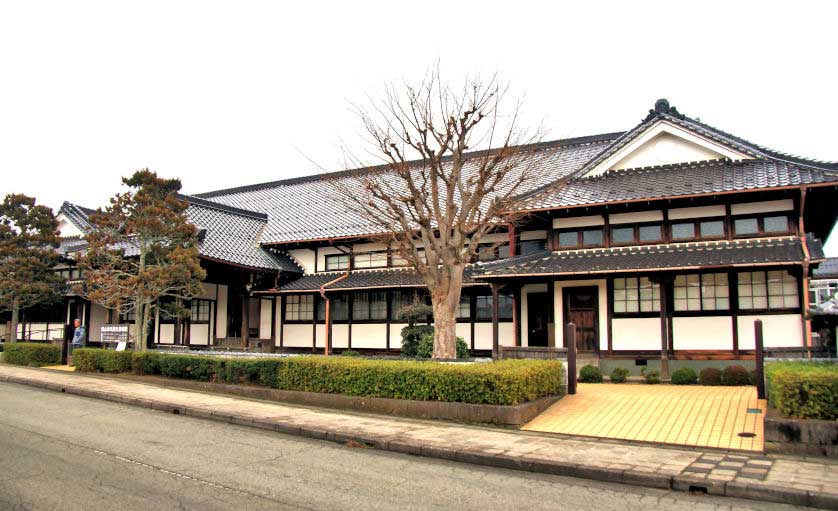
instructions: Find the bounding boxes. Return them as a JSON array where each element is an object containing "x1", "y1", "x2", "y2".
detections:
[{"x1": 0, "y1": 382, "x2": 807, "y2": 511}]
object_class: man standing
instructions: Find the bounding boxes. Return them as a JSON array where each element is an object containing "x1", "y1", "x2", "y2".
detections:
[{"x1": 70, "y1": 318, "x2": 86, "y2": 354}]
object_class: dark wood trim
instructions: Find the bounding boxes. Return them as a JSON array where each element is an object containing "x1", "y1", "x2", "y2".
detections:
[
  {"x1": 730, "y1": 212, "x2": 795, "y2": 238},
  {"x1": 608, "y1": 221, "x2": 666, "y2": 246},
  {"x1": 491, "y1": 283, "x2": 500, "y2": 357},
  {"x1": 603, "y1": 213, "x2": 611, "y2": 248},
  {"x1": 314, "y1": 247, "x2": 319, "y2": 273},
  {"x1": 606, "y1": 278, "x2": 614, "y2": 355},
  {"x1": 729, "y1": 270, "x2": 739, "y2": 356},
  {"x1": 512, "y1": 286, "x2": 521, "y2": 347},
  {"x1": 270, "y1": 296, "x2": 276, "y2": 344},
  {"x1": 347, "y1": 292, "x2": 353, "y2": 350},
  {"x1": 669, "y1": 216, "x2": 727, "y2": 242},
  {"x1": 279, "y1": 295, "x2": 285, "y2": 348},
  {"x1": 311, "y1": 293, "x2": 318, "y2": 352},
  {"x1": 469, "y1": 291, "x2": 476, "y2": 351},
  {"x1": 555, "y1": 226, "x2": 606, "y2": 250},
  {"x1": 547, "y1": 281, "x2": 555, "y2": 347},
  {"x1": 725, "y1": 203, "x2": 733, "y2": 241},
  {"x1": 385, "y1": 291, "x2": 392, "y2": 352}
]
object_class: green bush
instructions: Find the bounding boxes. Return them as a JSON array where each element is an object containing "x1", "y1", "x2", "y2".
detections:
[
  {"x1": 609, "y1": 367, "x2": 630, "y2": 383},
  {"x1": 340, "y1": 350, "x2": 361, "y2": 357},
  {"x1": 766, "y1": 362, "x2": 838, "y2": 420},
  {"x1": 642, "y1": 368, "x2": 661, "y2": 384},
  {"x1": 722, "y1": 365, "x2": 751, "y2": 386},
  {"x1": 699, "y1": 367, "x2": 722, "y2": 386},
  {"x1": 4, "y1": 342, "x2": 61, "y2": 367},
  {"x1": 400, "y1": 325, "x2": 434, "y2": 358},
  {"x1": 415, "y1": 332, "x2": 468, "y2": 359},
  {"x1": 578, "y1": 364, "x2": 603, "y2": 383},
  {"x1": 671, "y1": 367, "x2": 698, "y2": 385},
  {"x1": 73, "y1": 348, "x2": 563, "y2": 405},
  {"x1": 72, "y1": 348, "x2": 133, "y2": 373}
]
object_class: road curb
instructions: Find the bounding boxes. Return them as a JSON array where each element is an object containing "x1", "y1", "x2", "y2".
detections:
[{"x1": 1, "y1": 371, "x2": 835, "y2": 510}]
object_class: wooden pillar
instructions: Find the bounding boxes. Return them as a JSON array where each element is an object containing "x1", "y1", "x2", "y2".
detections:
[
  {"x1": 241, "y1": 294, "x2": 249, "y2": 348},
  {"x1": 324, "y1": 296, "x2": 332, "y2": 356},
  {"x1": 754, "y1": 319, "x2": 766, "y2": 399},
  {"x1": 491, "y1": 283, "x2": 500, "y2": 358},
  {"x1": 566, "y1": 322, "x2": 577, "y2": 395},
  {"x1": 512, "y1": 286, "x2": 521, "y2": 347},
  {"x1": 659, "y1": 279, "x2": 670, "y2": 379}
]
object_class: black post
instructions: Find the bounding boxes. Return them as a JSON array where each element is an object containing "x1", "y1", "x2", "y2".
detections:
[
  {"x1": 754, "y1": 319, "x2": 765, "y2": 400},
  {"x1": 491, "y1": 283, "x2": 500, "y2": 359},
  {"x1": 566, "y1": 322, "x2": 577, "y2": 395}
]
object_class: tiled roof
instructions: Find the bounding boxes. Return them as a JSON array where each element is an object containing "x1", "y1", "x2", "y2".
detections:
[
  {"x1": 58, "y1": 202, "x2": 95, "y2": 233},
  {"x1": 813, "y1": 257, "x2": 838, "y2": 279},
  {"x1": 521, "y1": 159, "x2": 838, "y2": 211},
  {"x1": 273, "y1": 266, "x2": 488, "y2": 293},
  {"x1": 479, "y1": 236, "x2": 821, "y2": 278},
  {"x1": 193, "y1": 135, "x2": 619, "y2": 244}
]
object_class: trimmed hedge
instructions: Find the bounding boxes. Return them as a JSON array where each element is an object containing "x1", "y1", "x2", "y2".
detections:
[
  {"x1": 721, "y1": 365, "x2": 751, "y2": 386},
  {"x1": 4, "y1": 342, "x2": 61, "y2": 367},
  {"x1": 73, "y1": 349, "x2": 563, "y2": 405},
  {"x1": 671, "y1": 367, "x2": 698, "y2": 385},
  {"x1": 699, "y1": 367, "x2": 723, "y2": 386},
  {"x1": 609, "y1": 367, "x2": 629, "y2": 384},
  {"x1": 578, "y1": 364, "x2": 603, "y2": 383},
  {"x1": 766, "y1": 361, "x2": 838, "y2": 420}
]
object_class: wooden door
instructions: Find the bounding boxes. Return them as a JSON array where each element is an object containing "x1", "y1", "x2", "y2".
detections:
[
  {"x1": 527, "y1": 292, "x2": 549, "y2": 347},
  {"x1": 563, "y1": 286, "x2": 599, "y2": 352}
]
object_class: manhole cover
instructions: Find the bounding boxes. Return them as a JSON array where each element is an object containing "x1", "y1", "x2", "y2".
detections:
[
  {"x1": 746, "y1": 408, "x2": 762, "y2": 414},
  {"x1": 738, "y1": 432, "x2": 757, "y2": 438}
]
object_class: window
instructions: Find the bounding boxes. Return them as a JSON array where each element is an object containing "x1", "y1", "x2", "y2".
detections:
[
  {"x1": 672, "y1": 219, "x2": 725, "y2": 241},
  {"x1": 352, "y1": 291, "x2": 387, "y2": 321},
  {"x1": 733, "y1": 214, "x2": 791, "y2": 237},
  {"x1": 811, "y1": 280, "x2": 838, "y2": 306},
  {"x1": 285, "y1": 294, "x2": 313, "y2": 321},
  {"x1": 674, "y1": 273, "x2": 729, "y2": 311},
  {"x1": 613, "y1": 277, "x2": 659, "y2": 313},
  {"x1": 317, "y1": 293, "x2": 349, "y2": 321},
  {"x1": 738, "y1": 271, "x2": 799, "y2": 310},
  {"x1": 457, "y1": 294, "x2": 471, "y2": 318},
  {"x1": 391, "y1": 249, "x2": 426, "y2": 266},
  {"x1": 610, "y1": 224, "x2": 664, "y2": 245},
  {"x1": 519, "y1": 239, "x2": 547, "y2": 255},
  {"x1": 557, "y1": 228, "x2": 604, "y2": 249},
  {"x1": 475, "y1": 292, "x2": 513, "y2": 320},
  {"x1": 189, "y1": 299, "x2": 211, "y2": 323},
  {"x1": 353, "y1": 251, "x2": 387, "y2": 269},
  {"x1": 325, "y1": 253, "x2": 349, "y2": 271},
  {"x1": 121, "y1": 309, "x2": 137, "y2": 323}
]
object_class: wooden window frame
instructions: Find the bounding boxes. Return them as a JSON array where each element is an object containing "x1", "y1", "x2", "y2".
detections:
[
  {"x1": 324, "y1": 253, "x2": 350, "y2": 271},
  {"x1": 672, "y1": 272, "x2": 731, "y2": 314},
  {"x1": 555, "y1": 227, "x2": 605, "y2": 250},
  {"x1": 189, "y1": 299, "x2": 212, "y2": 324},
  {"x1": 353, "y1": 251, "x2": 388, "y2": 269},
  {"x1": 737, "y1": 270, "x2": 801, "y2": 313},
  {"x1": 611, "y1": 276, "x2": 661, "y2": 318},
  {"x1": 351, "y1": 290, "x2": 388, "y2": 323},
  {"x1": 609, "y1": 222, "x2": 665, "y2": 247},
  {"x1": 284, "y1": 294, "x2": 314, "y2": 323},
  {"x1": 669, "y1": 217, "x2": 727, "y2": 242},
  {"x1": 731, "y1": 213, "x2": 794, "y2": 238}
]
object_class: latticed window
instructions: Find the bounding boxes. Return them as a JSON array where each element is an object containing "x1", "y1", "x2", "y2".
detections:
[
  {"x1": 354, "y1": 251, "x2": 387, "y2": 269},
  {"x1": 285, "y1": 294, "x2": 313, "y2": 321},
  {"x1": 352, "y1": 291, "x2": 387, "y2": 321},
  {"x1": 190, "y1": 299, "x2": 211, "y2": 323},
  {"x1": 674, "y1": 273, "x2": 729, "y2": 311},
  {"x1": 738, "y1": 271, "x2": 798, "y2": 310},
  {"x1": 613, "y1": 277, "x2": 659, "y2": 313},
  {"x1": 325, "y1": 253, "x2": 349, "y2": 271}
]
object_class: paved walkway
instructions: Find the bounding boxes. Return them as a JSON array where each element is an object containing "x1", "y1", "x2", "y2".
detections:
[
  {"x1": 1, "y1": 364, "x2": 835, "y2": 509},
  {"x1": 524, "y1": 384, "x2": 765, "y2": 451}
]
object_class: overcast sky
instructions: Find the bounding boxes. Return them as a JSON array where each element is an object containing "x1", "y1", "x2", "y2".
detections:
[{"x1": 2, "y1": 1, "x2": 837, "y2": 251}]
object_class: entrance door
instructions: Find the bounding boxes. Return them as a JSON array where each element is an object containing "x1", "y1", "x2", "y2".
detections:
[
  {"x1": 563, "y1": 286, "x2": 599, "y2": 352},
  {"x1": 527, "y1": 292, "x2": 549, "y2": 347}
]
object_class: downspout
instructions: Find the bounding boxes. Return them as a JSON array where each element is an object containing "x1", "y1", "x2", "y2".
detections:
[
  {"x1": 799, "y1": 187, "x2": 812, "y2": 351},
  {"x1": 319, "y1": 272, "x2": 349, "y2": 356}
]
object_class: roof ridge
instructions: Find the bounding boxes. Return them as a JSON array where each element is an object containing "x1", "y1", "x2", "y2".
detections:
[
  {"x1": 181, "y1": 194, "x2": 268, "y2": 220},
  {"x1": 192, "y1": 132, "x2": 623, "y2": 199}
]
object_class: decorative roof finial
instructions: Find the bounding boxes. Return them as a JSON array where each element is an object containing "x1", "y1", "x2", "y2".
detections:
[{"x1": 654, "y1": 98, "x2": 670, "y2": 113}]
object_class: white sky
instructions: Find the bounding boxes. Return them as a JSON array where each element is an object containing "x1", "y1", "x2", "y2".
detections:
[{"x1": 2, "y1": 1, "x2": 837, "y2": 252}]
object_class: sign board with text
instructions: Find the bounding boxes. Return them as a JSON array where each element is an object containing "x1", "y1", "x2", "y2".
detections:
[{"x1": 100, "y1": 324, "x2": 129, "y2": 343}]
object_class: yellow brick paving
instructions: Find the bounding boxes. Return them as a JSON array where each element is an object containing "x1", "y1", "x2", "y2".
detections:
[{"x1": 523, "y1": 384, "x2": 766, "y2": 452}]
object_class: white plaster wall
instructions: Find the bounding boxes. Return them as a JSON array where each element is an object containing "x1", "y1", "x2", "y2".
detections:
[
  {"x1": 316, "y1": 246, "x2": 347, "y2": 272},
  {"x1": 612, "y1": 318, "x2": 662, "y2": 351},
  {"x1": 330, "y1": 324, "x2": 349, "y2": 349},
  {"x1": 56, "y1": 214, "x2": 84, "y2": 237},
  {"x1": 215, "y1": 285, "x2": 228, "y2": 339},
  {"x1": 611, "y1": 132, "x2": 726, "y2": 171},
  {"x1": 553, "y1": 215, "x2": 604, "y2": 229},
  {"x1": 672, "y1": 316, "x2": 733, "y2": 350},
  {"x1": 196, "y1": 282, "x2": 217, "y2": 300},
  {"x1": 89, "y1": 303, "x2": 108, "y2": 342},
  {"x1": 190, "y1": 324, "x2": 210, "y2": 345},
  {"x1": 610, "y1": 210, "x2": 664, "y2": 224},
  {"x1": 352, "y1": 242, "x2": 388, "y2": 253},
  {"x1": 472, "y1": 322, "x2": 514, "y2": 350},
  {"x1": 554, "y1": 279, "x2": 608, "y2": 350},
  {"x1": 158, "y1": 323, "x2": 176, "y2": 344},
  {"x1": 283, "y1": 324, "x2": 314, "y2": 348},
  {"x1": 259, "y1": 298, "x2": 273, "y2": 339},
  {"x1": 389, "y1": 323, "x2": 409, "y2": 349},
  {"x1": 731, "y1": 199, "x2": 794, "y2": 216},
  {"x1": 669, "y1": 205, "x2": 726, "y2": 220},
  {"x1": 351, "y1": 323, "x2": 387, "y2": 349},
  {"x1": 520, "y1": 283, "x2": 549, "y2": 347},
  {"x1": 737, "y1": 314, "x2": 803, "y2": 349},
  {"x1": 456, "y1": 323, "x2": 471, "y2": 347},
  {"x1": 315, "y1": 324, "x2": 326, "y2": 348},
  {"x1": 288, "y1": 248, "x2": 316, "y2": 274}
]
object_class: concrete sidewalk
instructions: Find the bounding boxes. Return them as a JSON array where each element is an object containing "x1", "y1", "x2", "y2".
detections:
[{"x1": 1, "y1": 364, "x2": 835, "y2": 509}]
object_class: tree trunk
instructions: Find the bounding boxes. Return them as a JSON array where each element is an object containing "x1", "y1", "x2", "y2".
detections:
[
  {"x1": 9, "y1": 298, "x2": 20, "y2": 343},
  {"x1": 430, "y1": 264, "x2": 465, "y2": 359},
  {"x1": 134, "y1": 302, "x2": 151, "y2": 352}
]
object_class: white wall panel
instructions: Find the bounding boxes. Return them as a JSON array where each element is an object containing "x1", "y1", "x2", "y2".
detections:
[
  {"x1": 612, "y1": 318, "x2": 662, "y2": 351},
  {"x1": 216, "y1": 285, "x2": 228, "y2": 339},
  {"x1": 737, "y1": 314, "x2": 803, "y2": 349},
  {"x1": 259, "y1": 298, "x2": 273, "y2": 339},
  {"x1": 609, "y1": 210, "x2": 664, "y2": 224},
  {"x1": 553, "y1": 215, "x2": 605, "y2": 229},
  {"x1": 351, "y1": 323, "x2": 387, "y2": 349},
  {"x1": 288, "y1": 249, "x2": 316, "y2": 274},
  {"x1": 669, "y1": 205, "x2": 726, "y2": 220},
  {"x1": 672, "y1": 316, "x2": 733, "y2": 350},
  {"x1": 283, "y1": 324, "x2": 314, "y2": 348},
  {"x1": 389, "y1": 323, "x2": 409, "y2": 350},
  {"x1": 190, "y1": 324, "x2": 210, "y2": 345},
  {"x1": 731, "y1": 199, "x2": 794, "y2": 216}
]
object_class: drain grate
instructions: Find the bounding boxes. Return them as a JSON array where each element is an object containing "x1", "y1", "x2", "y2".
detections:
[
  {"x1": 746, "y1": 408, "x2": 762, "y2": 414},
  {"x1": 738, "y1": 432, "x2": 757, "y2": 438}
]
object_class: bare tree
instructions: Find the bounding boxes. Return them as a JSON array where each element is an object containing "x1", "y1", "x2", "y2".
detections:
[{"x1": 333, "y1": 70, "x2": 544, "y2": 359}]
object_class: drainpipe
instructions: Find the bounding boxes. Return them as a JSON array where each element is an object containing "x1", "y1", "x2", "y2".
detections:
[
  {"x1": 799, "y1": 187, "x2": 812, "y2": 352},
  {"x1": 319, "y1": 272, "x2": 349, "y2": 356}
]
